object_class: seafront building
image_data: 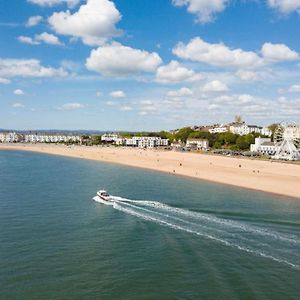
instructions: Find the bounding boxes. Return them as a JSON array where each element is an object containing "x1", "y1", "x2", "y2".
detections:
[
  {"x1": 0, "y1": 132, "x2": 81, "y2": 144},
  {"x1": 0, "y1": 132, "x2": 21, "y2": 143},
  {"x1": 125, "y1": 136, "x2": 169, "y2": 148},
  {"x1": 101, "y1": 133, "x2": 120, "y2": 143},
  {"x1": 250, "y1": 138, "x2": 277, "y2": 155},
  {"x1": 229, "y1": 123, "x2": 272, "y2": 136},
  {"x1": 100, "y1": 134, "x2": 169, "y2": 148},
  {"x1": 186, "y1": 139, "x2": 209, "y2": 150}
]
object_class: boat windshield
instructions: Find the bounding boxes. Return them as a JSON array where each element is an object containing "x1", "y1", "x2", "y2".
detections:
[{"x1": 101, "y1": 192, "x2": 109, "y2": 197}]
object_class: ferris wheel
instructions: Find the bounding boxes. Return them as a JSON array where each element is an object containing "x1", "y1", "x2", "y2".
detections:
[{"x1": 273, "y1": 122, "x2": 300, "y2": 161}]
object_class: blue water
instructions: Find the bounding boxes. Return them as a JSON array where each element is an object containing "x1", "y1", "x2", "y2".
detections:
[{"x1": 0, "y1": 150, "x2": 299, "y2": 299}]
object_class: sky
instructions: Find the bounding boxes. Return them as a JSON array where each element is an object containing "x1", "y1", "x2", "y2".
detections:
[{"x1": 0, "y1": 0, "x2": 300, "y2": 131}]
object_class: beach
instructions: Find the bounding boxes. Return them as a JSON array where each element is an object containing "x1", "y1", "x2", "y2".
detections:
[{"x1": 0, "y1": 143, "x2": 300, "y2": 199}]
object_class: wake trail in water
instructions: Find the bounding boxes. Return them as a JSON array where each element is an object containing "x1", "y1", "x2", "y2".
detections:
[{"x1": 111, "y1": 196, "x2": 300, "y2": 269}]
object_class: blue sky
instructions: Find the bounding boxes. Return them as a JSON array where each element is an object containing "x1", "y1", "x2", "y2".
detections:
[{"x1": 1, "y1": 0, "x2": 300, "y2": 131}]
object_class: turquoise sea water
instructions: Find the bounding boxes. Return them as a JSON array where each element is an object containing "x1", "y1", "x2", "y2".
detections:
[{"x1": 0, "y1": 150, "x2": 300, "y2": 299}]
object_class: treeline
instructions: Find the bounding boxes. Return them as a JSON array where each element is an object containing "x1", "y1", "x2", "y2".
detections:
[
  {"x1": 82, "y1": 125, "x2": 276, "y2": 150},
  {"x1": 121, "y1": 128, "x2": 264, "y2": 150}
]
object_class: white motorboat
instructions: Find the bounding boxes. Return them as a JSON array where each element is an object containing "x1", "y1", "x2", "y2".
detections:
[{"x1": 93, "y1": 190, "x2": 114, "y2": 205}]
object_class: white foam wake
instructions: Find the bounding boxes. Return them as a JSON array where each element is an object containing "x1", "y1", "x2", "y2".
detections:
[{"x1": 109, "y1": 196, "x2": 300, "y2": 269}]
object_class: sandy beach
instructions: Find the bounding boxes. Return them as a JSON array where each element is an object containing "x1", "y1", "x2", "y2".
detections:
[{"x1": 1, "y1": 143, "x2": 300, "y2": 199}]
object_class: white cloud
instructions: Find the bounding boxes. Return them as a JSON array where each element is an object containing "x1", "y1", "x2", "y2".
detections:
[
  {"x1": 139, "y1": 100, "x2": 157, "y2": 112},
  {"x1": 172, "y1": 0, "x2": 229, "y2": 23},
  {"x1": 288, "y1": 84, "x2": 300, "y2": 92},
  {"x1": 261, "y1": 43, "x2": 299, "y2": 62},
  {"x1": 36, "y1": 32, "x2": 63, "y2": 45},
  {"x1": 110, "y1": 90, "x2": 126, "y2": 98},
  {"x1": 173, "y1": 37, "x2": 263, "y2": 69},
  {"x1": 28, "y1": 0, "x2": 79, "y2": 8},
  {"x1": 208, "y1": 103, "x2": 220, "y2": 110},
  {"x1": 14, "y1": 89, "x2": 25, "y2": 96},
  {"x1": 166, "y1": 87, "x2": 193, "y2": 97},
  {"x1": 237, "y1": 94, "x2": 255, "y2": 104},
  {"x1": 267, "y1": 0, "x2": 300, "y2": 14},
  {"x1": 155, "y1": 60, "x2": 204, "y2": 83},
  {"x1": 96, "y1": 91, "x2": 103, "y2": 96},
  {"x1": 86, "y1": 42, "x2": 162, "y2": 76},
  {"x1": 0, "y1": 58, "x2": 67, "y2": 78},
  {"x1": 18, "y1": 36, "x2": 40, "y2": 45},
  {"x1": 139, "y1": 111, "x2": 148, "y2": 116},
  {"x1": 0, "y1": 77, "x2": 11, "y2": 84},
  {"x1": 203, "y1": 80, "x2": 229, "y2": 92},
  {"x1": 106, "y1": 100, "x2": 116, "y2": 106},
  {"x1": 12, "y1": 103, "x2": 25, "y2": 108},
  {"x1": 235, "y1": 70, "x2": 260, "y2": 81},
  {"x1": 18, "y1": 32, "x2": 63, "y2": 46},
  {"x1": 26, "y1": 15, "x2": 43, "y2": 27},
  {"x1": 120, "y1": 105, "x2": 132, "y2": 111},
  {"x1": 57, "y1": 102, "x2": 84, "y2": 110},
  {"x1": 173, "y1": 37, "x2": 299, "y2": 69},
  {"x1": 48, "y1": 0, "x2": 122, "y2": 46}
]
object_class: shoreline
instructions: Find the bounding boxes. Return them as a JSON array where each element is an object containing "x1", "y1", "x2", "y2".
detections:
[{"x1": 1, "y1": 143, "x2": 300, "y2": 200}]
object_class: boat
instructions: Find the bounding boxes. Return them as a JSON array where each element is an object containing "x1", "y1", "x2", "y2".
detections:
[{"x1": 93, "y1": 190, "x2": 114, "y2": 205}]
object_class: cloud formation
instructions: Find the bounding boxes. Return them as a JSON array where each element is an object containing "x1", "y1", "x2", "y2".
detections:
[
  {"x1": 155, "y1": 60, "x2": 204, "y2": 83},
  {"x1": 18, "y1": 32, "x2": 63, "y2": 45},
  {"x1": 28, "y1": 0, "x2": 79, "y2": 8},
  {"x1": 267, "y1": 0, "x2": 300, "y2": 14},
  {"x1": 110, "y1": 90, "x2": 126, "y2": 98},
  {"x1": 86, "y1": 42, "x2": 162, "y2": 76},
  {"x1": 26, "y1": 15, "x2": 43, "y2": 27},
  {"x1": 0, "y1": 58, "x2": 67, "y2": 78},
  {"x1": 49, "y1": 0, "x2": 122, "y2": 46},
  {"x1": 172, "y1": 0, "x2": 229, "y2": 23},
  {"x1": 57, "y1": 102, "x2": 84, "y2": 110},
  {"x1": 173, "y1": 37, "x2": 299, "y2": 69},
  {"x1": 203, "y1": 80, "x2": 229, "y2": 92},
  {"x1": 14, "y1": 89, "x2": 25, "y2": 96}
]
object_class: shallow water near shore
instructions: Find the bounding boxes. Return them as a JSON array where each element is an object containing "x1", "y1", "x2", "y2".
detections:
[{"x1": 0, "y1": 150, "x2": 300, "y2": 299}]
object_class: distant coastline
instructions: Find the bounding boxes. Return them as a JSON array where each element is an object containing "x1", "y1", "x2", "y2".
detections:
[{"x1": 1, "y1": 143, "x2": 300, "y2": 200}]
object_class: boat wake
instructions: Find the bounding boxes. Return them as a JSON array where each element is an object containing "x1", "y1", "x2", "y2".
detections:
[{"x1": 109, "y1": 196, "x2": 300, "y2": 270}]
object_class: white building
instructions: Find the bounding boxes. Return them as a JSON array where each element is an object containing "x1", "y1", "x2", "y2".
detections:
[
  {"x1": 24, "y1": 134, "x2": 81, "y2": 143},
  {"x1": 124, "y1": 136, "x2": 168, "y2": 148},
  {"x1": 0, "y1": 132, "x2": 21, "y2": 143},
  {"x1": 186, "y1": 139, "x2": 209, "y2": 150},
  {"x1": 250, "y1": 137, "x2": 277, "y2": 155},
  {"x1": 209, "y1": 126, "x2": 228, "y2": 134},
  {"x1": 261, "y1": 127, "x2": 272, "y2": 137},
  {"x1": 101, "y1": 133, "x2": 120, "y2": 143},
  {"x1": 229, "y1": 123, "x2": 272, "y2": 137}
]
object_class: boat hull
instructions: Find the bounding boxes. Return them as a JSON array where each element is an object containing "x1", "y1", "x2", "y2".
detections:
[{"x1": 93, "y1": 196, "x2": 115, "y2": 206}]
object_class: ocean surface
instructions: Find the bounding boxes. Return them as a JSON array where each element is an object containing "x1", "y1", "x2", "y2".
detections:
[{"x1": 0, "y1": 150, "x2": 299, "y2": 300}]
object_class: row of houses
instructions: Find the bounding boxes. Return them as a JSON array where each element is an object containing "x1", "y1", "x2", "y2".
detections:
[
  {"x1": 0, "y1": 132, "x2": 81, "y2": 143},
  {"x1": 208, "y1": 123, "x2": 272, "y2": 136},
  {"x1": 101, "y1": 134, "x2": 169, "y2": 148}
]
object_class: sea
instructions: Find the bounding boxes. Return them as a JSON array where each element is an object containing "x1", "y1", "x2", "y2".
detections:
[{"x1": 0, "y1": 150, "x2": 299, "y2": 300}]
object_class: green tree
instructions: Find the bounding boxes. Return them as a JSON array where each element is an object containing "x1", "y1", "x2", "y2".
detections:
[
  {"x1": 213, "y1": 141, "x2": 222, "y2": 149},
  {"x1": 236, "y1": 136, "x2": 249, "y2": 150},
  {"x1": 244, "y1": 133, "x2": 255, "y2": 145},
  {"x1": 224, "y1": 132, "x2": 238, "y2": 145},
  {"x1": 175, "y1": 127, "x2": 194, "y2": 143}
]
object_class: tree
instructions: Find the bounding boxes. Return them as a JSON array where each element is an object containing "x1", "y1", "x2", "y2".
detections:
[
  {"x1": 268, "y1": 123, "x2": 279, "y2": 141},
  {"x1": 244, "y1": 133, "x2": 255, "y2": 145},
  {"x1": 213, "y1": 141, "x2": 222, "y2": 149},
  {"x1": 236, "y1": 136, "x2": 249, "y2": 150},
  {"x1": 175, "y1": 127, "x2": 194, "y2": 143},
  {"x1": 224, "y1": 132, "x2": 238, "y2": 145}
]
